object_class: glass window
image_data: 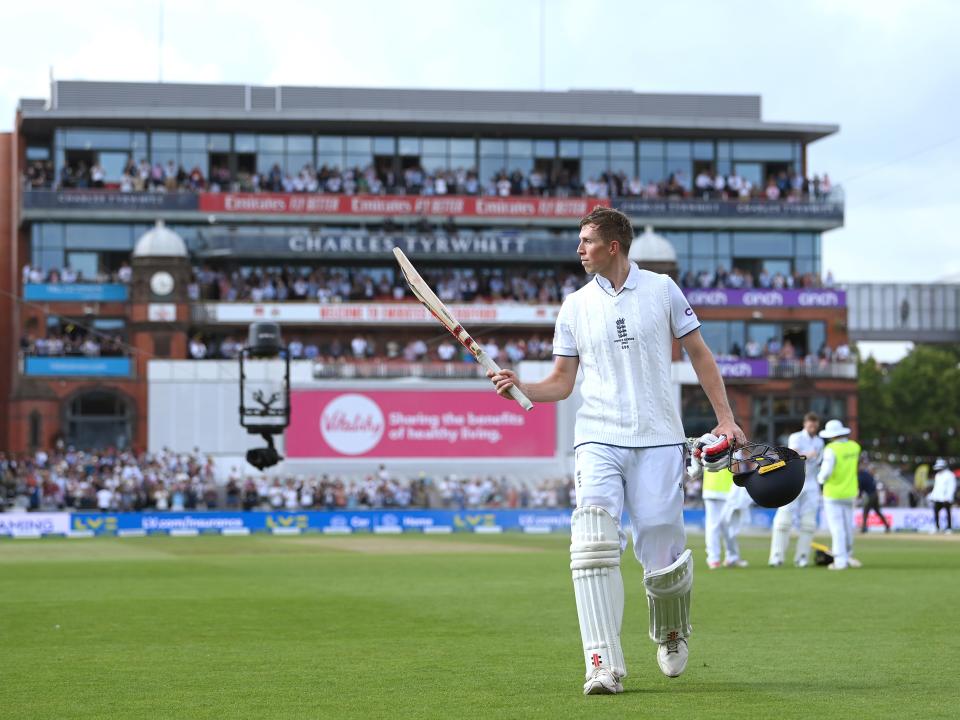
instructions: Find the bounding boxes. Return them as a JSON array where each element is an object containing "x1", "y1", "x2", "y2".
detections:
[
  {"x1": 207, "y1": 133, "x2": 231, "y2": 151},
  {"x1": 700, "y1": 322, "x2": 728, "y2": 355},
  {"x1": 667, "y1": 159, "x2": 692, "y2": 185},
  {"x1": 38, "y1": 224, "x2": 62, "y2": 247},
  {"x1": 151, "y1": 131, "x2": 178, "y2": 150},
  {"x1": 180, "y1": 133, "x2": 207, "y2": 150},
  {"x1": 98, "y1": 152, "x2": 129, "y2": 181},
  {"x1": 795, "y1": 233, "x2": 814, "y2": 257},
  {"x1": 258, "y1": 153, "x2": 285, "y2": 173},
  {"x1": 317, "y1": 136, "x2": 343, "y2": 154},
  {"x1": 507, "y1": 139, "x2": 533, "y2": 157},
  {"x1": 507, "y1": 155, "x2": 535, "y2": 173},
  {"x1": 34, "y1": 248, "x2": 64, "y2": 272},
  {"x1": 65, "y1": 225, "x2": 134, "y2": 250},
  {"x1": 257, "y1": 135, "x2": 284, "y2": 152},
  {"x1": 691, "y1": 232, "x2": 714, "y2": 257},
  {"x1": 639, "y1": 157, "x2": 665, "y2": 183},
  {"x1": 479, "y1": 157, "x2": 506, "y2": 181},
  {"x1": 639, "y1": 140, "x2": 663, "y2": 157},
  {"x1": 609, "y1": 156, "x2": 635, "y2": 176},
  {"x1": 732, "y1": 141, "x2": 793, "y2": 161},
  {"x1": 582, "y1": 140, "x2": 606, "y2": 158},
  {"x1": 399, "y1": 137, "x2": 420, "y2": 156},
  {"x1": 534, "y1": 139, "x2": 555, "y2": 157},
  {"x1": 794, "y1": 258, "x2": 815, "y2": 275},
  {"x1": 666, "y1": 140, "x2": 691, "y2": 159},
  {"x1": 345, "y1": 136, "x2": 372, "y2": 153},
  {"x1": 63, "y1": 129, "x2": 131, "y2": 149},
  {"x1": 716, "y1": 232, "x2": 731, "y2": 254},
  {"x1": 235, "y1": 134, "x2": 256, "y2": 153},
  {"x1": 131, "y1": 132, "x2": 147, "y2": 152},
  {"x1": 373, "y1": 136, "x2": 395, "y2": 154},
  {"x1": 748, "y1": 322, "x2": 780, "y2": 347},
  {"x1": 693, "y1": 141, "x2": 714, "y2": 160},
  {"x1": 451, "y1": 154, "x2": 476, "y2": 170},
  {"x1": 286, "y1": 135, "x2": 312, "y2": 153},
  {"x1": 179, "y1": 152, "x2": 207, "y2": 172},
  {"x1": 421, "y1": 155, "x2": 448, "y2": 173},
  {"x1": 285, "y1": 154, "x2": 313, "y2": 174},
  {"x1": 717, "y1": 140, "x2": 731, "y2": 159},
  {"x1": 808, "y1": 322, "x2": 826, "y2": 356},
  {"x1": 422, "y1": 138, "x2": 447, "y2": 156},
  {"x1": 734, "y1": 162, "x2": 763, "y2": 187},
  {"x1": 480, "y1": 139, "x2": 506, "y2": 157},
  {"x1": 449, "y1": 138, "x2": 474, "y2": 156},
  {"x1": 581, "y1": 157, "x2": 606, "y2": 180},
  {"x1": 733, "y1": 232, "x2": 793, "y2": 257},
  {"x1": 662, "y1": 232, "x2": 688, "y2": 256},
  {"x1": 559, "y1": 139, "x2": 580, "y2": 158},
  {"x1": 66, "y1": 251, "x2": 98, "y2": 279},
  {"x1": 609, "y1": 141, "x2": 634, "y2": 159}
]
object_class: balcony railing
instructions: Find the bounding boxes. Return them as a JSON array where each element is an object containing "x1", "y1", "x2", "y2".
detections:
[
  {"x1": 20, "y1": 355, "x2": 133, "y2": 378},
  {"x1": 22, "y1": 189, "x2": 844, "y2": 222}
]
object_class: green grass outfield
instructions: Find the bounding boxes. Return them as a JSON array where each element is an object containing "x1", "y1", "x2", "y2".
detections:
[{"x1": 1, "y1": 532, "x2": 958, "y2": 720}]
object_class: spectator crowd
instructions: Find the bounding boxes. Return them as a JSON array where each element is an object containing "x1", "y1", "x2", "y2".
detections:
[
  {"x1": 680, "y1": 266, "x2": 829, "y2": 290},
  {"x1": 190, "y1": 332, "x2": 555, "y2": 364},
  {"x1": 22, "y1": 262, "x2": 132, "y2": 285},
  {"x1": 33, "y1": 156, "x2": 837, "y2": 203},
  {"x1": 20, "y1": 332, "x2": 127, "y2": 358},
  {"x1": 190, "y1": 265, "x2": 583, "y2": 305},
  {"x1": 1, "y1": 448, "x2": 577, "y2": 513}
]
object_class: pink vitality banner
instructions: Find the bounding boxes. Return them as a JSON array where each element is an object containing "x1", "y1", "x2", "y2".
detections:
[{"x1": 286, "y1": 390, "x2": 557, "y2": 458}]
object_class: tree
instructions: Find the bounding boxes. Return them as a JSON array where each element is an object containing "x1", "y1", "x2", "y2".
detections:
[{"x1": 859, "y1": 345, "x2": 960, "y2": 458}]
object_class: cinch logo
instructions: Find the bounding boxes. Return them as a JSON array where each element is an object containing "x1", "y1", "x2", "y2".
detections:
[
  {"x1": 73, "y1": 516, "x2": 118, "y2": 532},
  {"x1": 320, "y1": 394, "x2": 385, "y2": 455}
]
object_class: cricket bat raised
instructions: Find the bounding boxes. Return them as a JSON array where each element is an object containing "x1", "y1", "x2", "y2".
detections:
[{"x1": 393, "y1": 247, "x2": 534, "y2": 411}]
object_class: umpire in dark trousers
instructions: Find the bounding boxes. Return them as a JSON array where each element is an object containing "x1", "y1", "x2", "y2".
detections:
[{"x1": 858, "y1": 460, "x2": 890, "y2": 533}]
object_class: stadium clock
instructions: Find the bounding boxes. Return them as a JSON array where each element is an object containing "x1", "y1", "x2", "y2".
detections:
[{"x1": 150, "y1": 271, "x2": 175, "y2": 297}]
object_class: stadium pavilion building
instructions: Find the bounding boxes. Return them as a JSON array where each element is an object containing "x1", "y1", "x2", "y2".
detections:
[{"x1": 0, "y1": 81, "x2": 851, "y2": 474}]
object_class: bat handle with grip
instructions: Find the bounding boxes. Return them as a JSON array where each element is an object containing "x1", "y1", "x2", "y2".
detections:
[{"x1": 476, "y1": 351, "x2": 534, "y2": 411}]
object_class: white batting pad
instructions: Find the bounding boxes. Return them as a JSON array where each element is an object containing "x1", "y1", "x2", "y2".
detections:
[
  {"x1": 643, "y1": 548, "x2": 693, "y2": 643},
  {"x1": 794, "y1": 508, "x2": 818, "y2": 565},
  {"x1": 570, "y1": 506, "x2": 626, "y2": 679},
  {"x1": 769, "y1": 507, "x2": 793, "y2": 565}
]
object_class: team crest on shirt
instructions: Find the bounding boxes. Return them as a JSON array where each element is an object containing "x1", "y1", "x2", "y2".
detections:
[{"x1": 613, "y1": 318, "x2": 635, "y2": 349}]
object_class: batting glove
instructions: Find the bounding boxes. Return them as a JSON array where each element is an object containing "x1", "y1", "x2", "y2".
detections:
[{"x1": 693, "y1": 433, "x2": 732, "y2": 472}]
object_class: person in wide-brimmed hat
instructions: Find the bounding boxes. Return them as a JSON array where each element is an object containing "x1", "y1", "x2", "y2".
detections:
[
  {"x1": 817, "y1": 419, "x2": 862, "y2": 569},
  {"x1": 929, "y1": 458, "x2": 956, "y2": 533}
]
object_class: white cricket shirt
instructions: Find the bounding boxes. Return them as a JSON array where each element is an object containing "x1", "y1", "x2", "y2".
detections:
[
  {"x1": 553, "y1": 263, "x2": 699, "y2": 448},
  {"x1": 787, "y1": 430, "x2": 824, "y2": 486}
]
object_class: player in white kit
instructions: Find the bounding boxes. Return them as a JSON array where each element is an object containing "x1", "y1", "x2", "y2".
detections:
[
  {"x1": 488, "y1": 206, "x2": 746, "y2": 695},
  {"x1": 769, "y1": 412, "x2": 824, "y2": 567}
]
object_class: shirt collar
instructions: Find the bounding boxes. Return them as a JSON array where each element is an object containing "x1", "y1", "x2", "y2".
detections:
[{"x1": 594, "y1": 262, "x2": 640, "y2": 295}]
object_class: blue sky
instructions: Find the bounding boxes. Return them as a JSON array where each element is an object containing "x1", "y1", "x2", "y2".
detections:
[{"x1": 2, "y1": 0, "x2": 958, "y2": 285}]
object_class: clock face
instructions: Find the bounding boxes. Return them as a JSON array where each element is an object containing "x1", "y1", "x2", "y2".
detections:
[{"x1": 150, "y1": 271, "x2": 175, "y2": 296}]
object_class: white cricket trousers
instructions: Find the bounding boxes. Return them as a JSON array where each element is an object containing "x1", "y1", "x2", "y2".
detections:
[
  {"x1": 703, "y1": 497, "x2": 738, "y2": 565},
  {"x1": 574, "y1": 443, "x2": 686, "y2": 573},
  {"x1": 823, "y1": 498, "x2": 855, "y2": 568}
]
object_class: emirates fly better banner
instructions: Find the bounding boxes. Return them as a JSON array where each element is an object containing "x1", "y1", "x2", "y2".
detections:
[
  {"x1": 286, "y1": 390, "x2": 556, "y2": 458},
  {"x1": 199, "y1": 193, "x2": 608, "y2": 218}
]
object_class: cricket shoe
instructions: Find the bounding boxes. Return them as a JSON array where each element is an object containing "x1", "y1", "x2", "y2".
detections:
[
  {"x1": 827, "y1": 563, "x2": 846, "y2": 570},
  {"x1": 657, "y1": 631, "x2": 688, "y2": 678},
  {"x1": 848, "y1": 557, "x2": 862, "y2": 568},
  {"x1": 707, "y1": 560, "x2": 722, "y2": 569},
  {"x1": 583, "y1": 667, "x2": 623, "y2": 695},
  {"x1": 724, "y1": 558, "x2": 749, "y2": 568}
]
